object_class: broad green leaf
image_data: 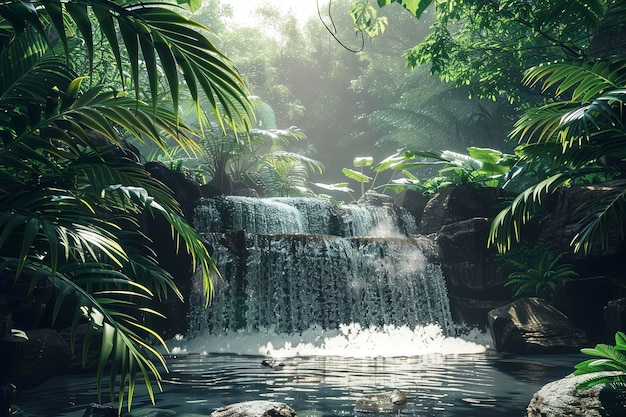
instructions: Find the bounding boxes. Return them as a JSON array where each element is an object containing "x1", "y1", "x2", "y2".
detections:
[{"x1": 342, "y1": 168, "x2": 372, "y2": 183}]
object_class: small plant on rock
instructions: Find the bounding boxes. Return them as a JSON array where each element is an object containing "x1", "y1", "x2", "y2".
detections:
[{"x1": 574, "y1": 331, "x2": 626, "y2": 390}]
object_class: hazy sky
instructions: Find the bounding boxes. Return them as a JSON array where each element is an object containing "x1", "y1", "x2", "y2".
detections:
[{"x1": 221, "y1": 0, "x2": 320, "y2": 25}]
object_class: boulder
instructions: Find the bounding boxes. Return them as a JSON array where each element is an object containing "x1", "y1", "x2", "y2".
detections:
[
  {"x1": 210, "y1": 401, "x2": 296, "y2": 417},
  {"x1": 357, "y1": 190, "x2": 394, "y2": 207},
  {"x1": 418, "y1": 184, "x2": 514, "y2": 234},
  {"x1": 488, "y1": 297, "x2": 587, "y2": 354},
  {"x1": 394, "y1": 189, "x2": 430, "y2": 225},
  {"x1": 436, "y1": 217, "x2": 512, "y2": 325},
  {"x1": 144, "y1": 161, "x2": 202, "y2": 219},
  {"x1": 355, "y1": 389, "x2": 407, "y2": 414},
  {"x1": 12, "y1": 329, "x2": 71, "y2": 389},
  {"x1": 527, "y1": 372, "x2": 626, "y2": 417}
]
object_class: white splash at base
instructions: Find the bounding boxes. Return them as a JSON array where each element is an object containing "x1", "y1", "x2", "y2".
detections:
[{"x1": 166, "y1": 323, "x2": 491, "y2": 358}]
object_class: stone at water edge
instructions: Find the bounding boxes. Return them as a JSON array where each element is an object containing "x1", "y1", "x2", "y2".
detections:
[
  {"x1": 488, "y1": 297, "x2": 588, "y2": 354},
  {"x1": 209, "y1": 401, "x2": 297, "y2": 417},
  {"x1": 355, "y1": 389, "x2": 408, "y2": 413},
  {"x1": 527, "y1": 372, "x2": 626, "y2": 417}
]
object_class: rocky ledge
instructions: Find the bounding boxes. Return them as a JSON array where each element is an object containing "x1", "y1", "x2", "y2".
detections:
[{"x1": 527, "y1": 372, "x2": 626, "y2": 417}]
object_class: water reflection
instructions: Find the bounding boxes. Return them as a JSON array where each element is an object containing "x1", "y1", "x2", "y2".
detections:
[{"x1": 17, "y1": 352, "x2": 581, "y2": 417}]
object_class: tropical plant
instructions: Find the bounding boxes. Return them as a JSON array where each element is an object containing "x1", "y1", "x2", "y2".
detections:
[
  {"x1": 488, "y1": 57, "x2": 626, "y2": 255},
  {"x1": 151, "y1": 115, "x2": 323, "y2": 197},
  {"x1": 501, "y1": 246, "x2": 578, "y2": 300},
  {"x1": 574, "y1": 331, "x2": 626, "y2": 390},
  {"x1": 0, "y1": 0, "x2": 252, "y2": 412},
  {"x1": 382, "y1": 147, "x2": 517, "y2": 193}
]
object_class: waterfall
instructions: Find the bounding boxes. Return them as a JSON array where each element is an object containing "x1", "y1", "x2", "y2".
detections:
[
  {"x1": 192, "y1": 196, "x2": 452, "y2": 336},
  {"x1": 195, "y1": 196, "x2": 417, "y2": 237}
]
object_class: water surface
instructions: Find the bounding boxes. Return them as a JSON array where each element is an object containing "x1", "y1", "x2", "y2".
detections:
[{"x1": 17, "y1": 351, "x2": 580, "y2": 417}]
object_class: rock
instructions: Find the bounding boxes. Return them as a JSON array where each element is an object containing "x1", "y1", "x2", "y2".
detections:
[
  {"x1": 488, "y1": 297, "x2": 588, "y2": 354},
  {"x1": 436, "y1": 217, "x2": 512, "y2": 326},
  {"x1": 0, "y1": 269, "x2": 54, "y2": 330},
  {"x1": 144, "y1": 161, "x2": 202, "y2": 219},
  {"x1": 355, "y1": 389, "x2": 407, "y2": 414},
  {"x1": 394, "y1": 189, "x2": 430, "y2": 225},
  {"x1": 538, "y1": 185, "x2": 626, "y2": 259},
  {"x1": 418, "y1": 184, "x2": 514, "y2": 235},
  {"x1": 605, "y1": 298, "x2": 626, "y2": 338},
  {"x1": 12, "y1": 329, "x2": 71, "y2": 389},
  {"x1": 210, "y1": 401, "x2": 296, "y2": 417},
  {"x1": 357, "y1": 190, "x2": 394, "y2": 207},
  {"x1": 261, "y1": 359, "x2": 285, "y2": 370},
  {"x1": 527, "y1": 372, "x2": 626, "y2": 417}
]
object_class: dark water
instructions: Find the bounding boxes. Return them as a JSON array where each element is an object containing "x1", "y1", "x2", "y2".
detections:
[{"x1": 16, "y1": 352, "x2": 581, "y2": 417}]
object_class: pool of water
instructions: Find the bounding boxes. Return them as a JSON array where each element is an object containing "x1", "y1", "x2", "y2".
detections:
[{"x1": 16, "y1": 351, "x2": 581, "y2": 417}]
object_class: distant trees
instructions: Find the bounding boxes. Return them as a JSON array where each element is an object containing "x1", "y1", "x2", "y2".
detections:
[{"x1": 360, "y1": 0, "x2": 622, "y2": 102}]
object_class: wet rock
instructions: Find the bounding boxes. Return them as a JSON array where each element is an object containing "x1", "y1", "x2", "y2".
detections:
[
  {"x1": 436, "y1": 217, "x2": 512, "y2": 325},
  {"x1": 210, "y1": 401, "x2": 296, "y2": 417},
  {"x1": 355, "y1": 389, "x2": 407, "y2": 414},
  {"x1": 394, "y1": 189, "x2": 430, "y2": 225},
  {"x1": 527, "y1": 372, "x2": 626, "y2": 417},
  {"x1": 418, "y1": 184, "x2": 514, "y2": 235},
  {"x1": 144, "y1": 161, "x2": 202, "y2": 219},
  {"x1": 357, "y1": 190, "x2": 394, "y2": 207},
  {"x1": 261, "y1": 359, "x2": 285, "y2": 370},
  {"x1": 488, "y1": 298, "x2": 588, "y2": 354}
]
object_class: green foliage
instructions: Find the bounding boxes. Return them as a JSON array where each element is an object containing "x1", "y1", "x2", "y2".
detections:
[
  {"x1": 380, "y1": 147, "x2": 517, "y2": 194},
  {"x1": 0, "y1": 0, "x2": 252, "y2": 412},
  {"x1": 362, "y1": 0, "x2": 619, "y2": 102},
  {"x1": 489, "y1": 57, "x2": 626, "y2": 255},
  {"x1": 500, "y1": 245, "x2": 578, "y2": 300},
  {"x1": 574, "y1": 331, "x2": 626, "y2": 390},
  {"x1": 315, "y1": 146, "x2": 515, "y2": 200}
]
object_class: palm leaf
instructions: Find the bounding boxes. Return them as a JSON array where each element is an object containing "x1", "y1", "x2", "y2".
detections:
[
  {"x1": 572, "y1": 183, "x2": 626, "y2": 253},
  {"x1": 524, "y1": 59, "x2": 626, "y2": 102},
  {"x1": 0, "y1": 0, "x2": 252, "y2": 128},
  {"x1": 488, "y1": 173, "x2": 571, "y2": 252}
]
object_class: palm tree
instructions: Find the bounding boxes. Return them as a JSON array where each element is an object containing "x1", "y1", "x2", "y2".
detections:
[
  {"x1": 0, "y1": 0, "x2": 252, "y2": 412},
  {"x1": 488, "y1": 58, "x2": 626, "y2": 255}
]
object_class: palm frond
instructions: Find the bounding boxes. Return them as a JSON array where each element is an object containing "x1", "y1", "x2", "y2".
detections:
[
  {"x1": 488, "y1": 173, "x2": 571, "y2": 252},
  {"x1": 572, "y1": 182, "x2": 626, "y2": 253},
  {"x1": 0, "y1": 0, "x2": 252, "y2": 129},
  {"x1": 523, "y1": 59, "x2": 626, "y2": 102}
]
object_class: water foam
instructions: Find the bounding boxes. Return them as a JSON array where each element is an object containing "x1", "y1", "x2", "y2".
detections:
[{"x1": 166, "y1": 323, "x2": 491, "y2": 358}]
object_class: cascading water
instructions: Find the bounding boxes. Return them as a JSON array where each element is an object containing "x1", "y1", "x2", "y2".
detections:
[{"x1": 190, "y1": 196, "x2": 454, "y2": 340}]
